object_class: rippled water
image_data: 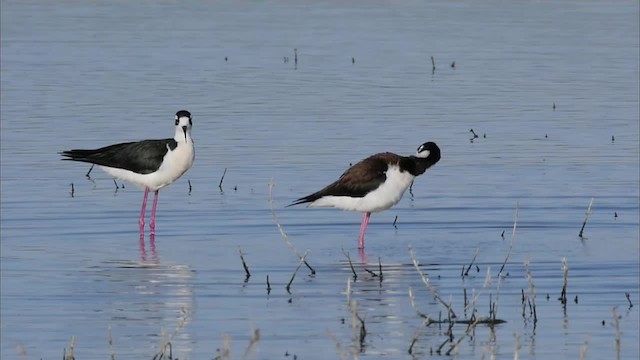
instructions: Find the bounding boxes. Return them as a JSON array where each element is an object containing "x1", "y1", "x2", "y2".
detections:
[{"x1": 1, "y1": 1, "x2": 639, "y2": 359}]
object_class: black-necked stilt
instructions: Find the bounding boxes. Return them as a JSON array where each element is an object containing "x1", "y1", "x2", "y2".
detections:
[
  {"x1": 61, "y1": 110, "x2": 195, "y2": 237},
  {"x1": 289, "y1": 141, "x2": 441, "y2": 249}
]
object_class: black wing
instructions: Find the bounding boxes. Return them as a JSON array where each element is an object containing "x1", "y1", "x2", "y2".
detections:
[
  {"x1": 288, "y1": 154, "x2": 393, "y2": 206},
  {"x1": 60, "y1": 139, "x2": 177, "y2": 174}
]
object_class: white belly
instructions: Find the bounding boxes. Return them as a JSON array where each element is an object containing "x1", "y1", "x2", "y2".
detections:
[
  {"x1": 308, "y1": 166, "x2": 415, "y2": 212},
  {"x1": 100, "y1": 142, "x2": 194, "y2": 191}
]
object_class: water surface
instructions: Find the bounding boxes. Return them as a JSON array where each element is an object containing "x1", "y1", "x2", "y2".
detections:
[{"x1": 1, "y1": 1, "x2": 639, "y2": 359}]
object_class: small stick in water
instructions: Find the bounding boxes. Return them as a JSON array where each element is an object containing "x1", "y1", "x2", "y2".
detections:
[
  {"x1": 625, "y1": 292, "x2": 633, "y2": 308},
  {"x1": 378, "y1": 257, "x2": 383, "y2": 279},
  {"x1": 344, "y1": 251, "x2": 358, "y2": 280},
  {"x1": 498, "y1": 202, "x2": 519, "y2": 277},
  {"x1": 364, "y1": 268, "x2": 378, "y2": 277},
  {"x1": 113, "y1": 179, "x2": 119, "y2": 191},
  {"x1": 430, "y1": 56, "x2": 436, "y2": 73},
  {"x1": 239, "y1": 247, "x2": 251, "y2": 281},
  {"x1": 524, "y1": 259, "x2": 538, "y2": 322},
  {"x1": 64, "y1": 336, "x2": 76, "y2": 360},
  {"x1": 242, "y1": 328, "x2": 261, "y2": 360},
  {"x1": 349, "y1": 300, "x2": 367, "y2": 351},
  {"x1": 409, "y1": 245, "x2": 457, "y2": 318},
  {"x1": 464, "y1": 248, "x2": 479, "y2": 276},
  {"x1": 559, "y1": 257, "x2": 568, "y2": 305},
  {"x1": 269, "y1": 181, "x2": 316, "y2": 275},
  {"x1": 392, "y1": 215, "x2": 398, "y2": 229},
  {"x1": 612, "y1": 307, "x2": 621, "y2": 359},
  {"x1": 578, "y1": 198, "x2": 594, "y2": 238},
  {"x1": 219, "y1": 168, "x2": 227, "y2": 190},
  {"x1": 286, "y1": 250, "x2": 309, "y2": 293},
  {"x1": 463, "y1": 287, "x2": 468, "y2": 308},
  {"x1": 70, "y1": 183, "x2": 75, "y2": 197},
  {"x1": 85, "y1": 164, "x2": 94, "y2": 178},
  {"x1": 108, "y1": 325, "x2": 116, "y2": 360},
  {"x1": 188, "y1": 179, "x2": 192, "y2": 195},
  {"x1": 579, "y1": 336, "x2": 590, "y2": 360},
  {"x1": 266, "y1": 275, "x2": 271, "y2": 294}
]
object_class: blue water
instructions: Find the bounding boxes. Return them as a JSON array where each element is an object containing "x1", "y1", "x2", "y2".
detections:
[{"x1": 1, "y1": 1, "x2": 639, "y2": 359}]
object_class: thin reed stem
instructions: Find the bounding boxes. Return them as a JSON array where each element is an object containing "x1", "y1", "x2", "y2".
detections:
[
  {"x1": 241, "y1": 328, "x2": 260, "y2": 360},
  {"x1": 464, "y1": 248, "x2": 479, "y2": 276},
  {"x1": 445, "y1": 317, "x2": 481, "y2": 356},
  {"x1": 268, "y1": 180, "x2": 315, "y2": 274},
  {"x1": 286, "y1": 250, "x2": 309, "y2": 293},
  {"x1": 612, "y1": 307, "x2": 621, "y2": 360},
  {"x1": 559, "y1": 257, "x2": 568, "y2": 304},
  {"x1": 219, "y1": 168, "x2": 227, "y2": 190},
  {"x1": 409, "y1": 245, "x2": 457, "y2": 319},
  {"x1": 239, "y1": 247, "x2": 251, "y2": 281},
  {"x1": 108, "y1": 325, "x2": 115, "y2": 360},
  {"x1": 578, "y1": 198, "x2": 594, "y2": 238},
  {"x1": 498, "y1": 202, "x2": 519, "y2": 277}
]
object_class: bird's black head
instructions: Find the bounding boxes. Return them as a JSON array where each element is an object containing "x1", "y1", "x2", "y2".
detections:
[
  {"x1": 174, "y1": 110, "x2": 193, "y2": 141},
  {"x1": 415, "y1": 141, "x2": 441, "y2": 169},
  {"x1": 417, "y1": 141, "x2": 440, "y2": 158},
  {"x1": 175, "y1": 110, "x2": 192, "y2": 126}
]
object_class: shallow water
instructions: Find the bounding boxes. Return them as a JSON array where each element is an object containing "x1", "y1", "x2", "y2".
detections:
[{"x1": 1, "y1": 0, "x2": 639, "y2": 359}]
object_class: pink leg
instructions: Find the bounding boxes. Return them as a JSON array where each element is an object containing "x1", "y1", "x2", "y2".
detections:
[
  {"x1": 149, "y1": 190, "x2": 159, "y2": 235},
  {"x1": 139, "y1": 188, "x2": 149, "y2": 238},
  {"x1": 357, "y1": 212, "x2": 371, "y2": 249}
]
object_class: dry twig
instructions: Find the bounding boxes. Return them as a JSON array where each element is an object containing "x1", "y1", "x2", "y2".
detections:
[
  {"x1": 286, "y1": 250, "x2": 309, "y2": 293},
  {"x1": 578, "y1": 198, "x2": 594, "y2": 238},
  {"x1": 409, "y1": 245, "x2": 457, "y2": 318},
  {"x1": 268, "y1": 180, "x2": 315, "y2": 274},
  {"x1": 498, "y1": 202, "x2": 519, "y2": 277}
]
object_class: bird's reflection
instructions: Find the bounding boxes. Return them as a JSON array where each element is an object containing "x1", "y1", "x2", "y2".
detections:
[
  {"x1": 139, "y1": 234, "x2": 159, "y2": 265},
  {"x1": 91, "y1": 235, "x2": 194, "y2": 358}
]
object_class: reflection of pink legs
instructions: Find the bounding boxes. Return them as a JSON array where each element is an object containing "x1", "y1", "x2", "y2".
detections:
[
  {"x1": 150, "y1": 190, "x2": 159, "y2": 235},
  {"x1": 139, "y1": 188, "x2": 150, "y2": 237},
  {"x1": 357, "y1": 212, "x2": 371, "y2": 249},
  {"x1": 358, "y1": 246, "x2": 368, "y2": 264},
  {"x1": 149, "y1": 234, "x2": 158, "y2": 263},
  {"x1": 139, "y1": 234, "x2": 147, "y2": 263}
]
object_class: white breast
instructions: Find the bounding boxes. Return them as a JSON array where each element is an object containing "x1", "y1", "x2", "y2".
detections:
[{"x1": 100, "y1": 142, "x2": 194, "y2": 191}]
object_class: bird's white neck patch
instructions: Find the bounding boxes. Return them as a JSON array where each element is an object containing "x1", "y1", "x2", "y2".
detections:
[
  {"x1": 174, "y1": 116, "x2": 193, "y2": 143},
  {"x1": 416, "y1": 150, "x2": 430, "y2": 158}
]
